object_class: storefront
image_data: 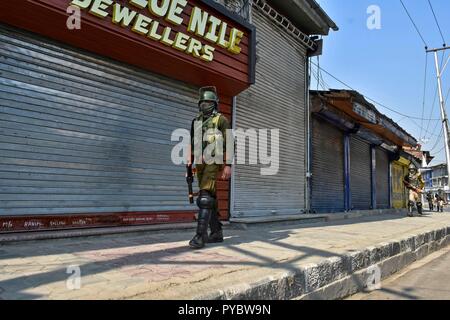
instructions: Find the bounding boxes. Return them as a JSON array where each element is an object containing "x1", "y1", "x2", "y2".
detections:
[
  {"x1": 0, "y1": 0, "x2": 256, "y2": 232},
  {"x1": 231, "y1": 5, "x2": 309, "y2": 217},
  {"x1": 310, "y1": 90, "x2": 418, "y2": 214},
  {"x1": 391, "y1": 156, "x2": 410, "y2": 209},
  {"x1": 375, "y1": 147, "x2": 390, "y2": 209},
  {"x1": 349, "y1": 136, "x2": 372, "y2": 210},
  {"x1": 310, "y1": 115, "x2": 345, "y2": 213},
  {"x1": 229, "y1": 0, "x2": 337, "y2": 218}
]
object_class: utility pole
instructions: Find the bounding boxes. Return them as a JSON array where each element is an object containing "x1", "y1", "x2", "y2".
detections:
[{"x1": 427, "y1": 46, "x2": 450, "y2": 180}]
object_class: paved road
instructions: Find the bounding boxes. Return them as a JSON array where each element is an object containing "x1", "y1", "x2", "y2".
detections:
[{"x1": 349, "y1": 246, "x2": 450, "y2": 300}]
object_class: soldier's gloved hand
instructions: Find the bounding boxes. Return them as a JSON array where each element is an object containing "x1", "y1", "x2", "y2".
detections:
[{"x1": 221, "y1": 166, "x2": 232, "y2": 181}]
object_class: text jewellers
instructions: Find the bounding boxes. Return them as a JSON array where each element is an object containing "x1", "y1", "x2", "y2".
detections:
[{"x1": 71, "y1": 0, "x2": 245, "y2": 62}]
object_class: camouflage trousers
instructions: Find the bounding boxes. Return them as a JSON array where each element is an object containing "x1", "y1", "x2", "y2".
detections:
[
  {"x1": 195, "y1": 164, "x2": 222, "y2": 220},
  {"x1": 409, "y1": 190, "x2": 421, "y2": 203},
  {"x1": 196, "y1": 163, "x2": 222, "y2": 195}
]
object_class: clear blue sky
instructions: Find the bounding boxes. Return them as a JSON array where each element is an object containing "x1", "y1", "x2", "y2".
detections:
[{"x1": 314, "y1": 0, "x2": 449, "y2": 165}]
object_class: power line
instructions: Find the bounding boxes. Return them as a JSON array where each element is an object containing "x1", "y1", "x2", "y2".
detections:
[
  {"x1": 274, "y1": 12, "x2": 438, "y2": 124},
  {"x1": 408, "y1": 117, "x2": 442, "y2": 138},
  {"x1": 310, "y1": 62, "x2": 443, "y2": 139},
  {"x1": 435, "y1": 149, "x2": 445, "y2": 157},
  {"x1": 427, "y1": 0, "x2": 447, "y2": 46},
  {"x1": 312, "y1": 63, "x2": 330, "y2": 91},
  {"x1": 435, "y1": 144, "x2": 446, "y2": 154},
  {"x1": 425, "y1": 86, "x2": 450, "y2": 147},
  {"x1": 399, "y1": 0, "x2": 429, "y2": 49},
  {"x1": 424, "y1": 52, "x2": 448, "y2": 141},
  {"x1": 425, "y1": 86, "x2": 441, "y2": 141},
  {"x1": 275, "y1": 10, "x2": 441, "y2": 136},
  {"x1": 428, "y1": 109, "x2": 442, "y2": 141},
  {"x1": 425, "y1": 83, "x2": 440, "y2": 139},
  {"x1": 430, "y1": 88, "x2": 450, "y2": 151},
  {"x1": 309, "y1": 60, "x2": 441, "y2": 122},
  {"x1": 429, "y1": 128, "x2": 444, "y2": 152},
  {"x1": 427, "y1": 90, "x2": 447, "y2": 153},
  {"x1": 312, "y1": 66, "x2": 322, "y2": 90}
]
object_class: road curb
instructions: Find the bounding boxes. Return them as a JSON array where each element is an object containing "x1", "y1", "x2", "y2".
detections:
[{"x1": 194, "y1": 225, "x2": 450, "y2": 300}]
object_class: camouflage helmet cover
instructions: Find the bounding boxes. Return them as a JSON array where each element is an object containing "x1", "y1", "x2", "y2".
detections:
[{"x1": 198, "y1": 86, "x2": 219, "y2": 106}]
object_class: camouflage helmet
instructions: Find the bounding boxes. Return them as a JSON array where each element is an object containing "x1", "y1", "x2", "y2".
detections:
[
  {"x1": 408, "y1": 163, "x2": 417, "y2": 172},
  {"x1": 198, "y1": 86, "x2": 219, "y2": 106}
]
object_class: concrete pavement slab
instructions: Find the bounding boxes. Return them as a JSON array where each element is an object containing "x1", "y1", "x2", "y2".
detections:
[{"x1": 0, "y1": 212, "x2": 449, "y2": 300}]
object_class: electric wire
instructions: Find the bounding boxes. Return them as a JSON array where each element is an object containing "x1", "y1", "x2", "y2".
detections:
[
  {"x1": 309, "y1": 60, "x2": 441, "y2": 122},
  {"x1": 269, "y1": 4, "x2": 442, "y2": 142},
  {"x1": 399, "y1": 0, "x2": 429, "y2": 48},
  {"x1": 429, "y1": 84, "x2": 450, "y2": 141},
  {"x1": 427, "y1": 0, "x2": 447, "y2": 46},
  {"x1": 434, "y1": 144, "x2": 445, "y2": 154},
  {"x1": 427, "y1": 87, "x2": 450, "y2": 152},
  {"x1": 424, "y1": 52, "x2": 448, "y2": 141},
  {"x1": 429, "y1": 128, "x2": 443, "y2": 152},
  {"x1": 272, "y1": 12, "x2": 439, "y2": 124}
]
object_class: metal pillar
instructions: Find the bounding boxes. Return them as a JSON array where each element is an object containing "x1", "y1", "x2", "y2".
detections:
[{"x1": 428, "y1": 46, "x2": 450, "y2": 180}]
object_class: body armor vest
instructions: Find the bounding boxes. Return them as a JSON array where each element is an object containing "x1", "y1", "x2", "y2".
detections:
[
  {"x1": 407, "y1": 172, "x2": 422, "y2": 189},
  {"x1": 193, "y1": 112, "x2": 224, "y2": 158}
]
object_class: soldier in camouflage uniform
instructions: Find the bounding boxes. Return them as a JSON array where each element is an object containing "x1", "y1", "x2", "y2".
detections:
[
  {"x1": 403, "y1": 163, "x2": 425, "y2": 217},
  {"x1": 426, "y1": 191, "x2": 434, "y2": 211},
  {"x1": 436, "y1": 190, "x2": 445, "y2": 212},
  {"x1": 188, "y1": 87, "x2": 232, "y2": 249}
]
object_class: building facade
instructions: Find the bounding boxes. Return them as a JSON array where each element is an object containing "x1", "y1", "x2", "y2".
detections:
[
  {"x1": 391, "y1": 156, "x2": 410, "y2": 209},
  {"x1": 0, "y1": 0, "x2": 338, "y2": 232},
  {"x1": 423, "y1": 164, "x2": 450, "y2": 202},
  {"x1": 309, "y1": 90, "x2": 418, "y2": 213},
  {"x1": 0, "y1": 0, "x2": 256, "y2": 232},
  {"x1": 230, "y1": 0, "x2": 337, "y2": 218}
]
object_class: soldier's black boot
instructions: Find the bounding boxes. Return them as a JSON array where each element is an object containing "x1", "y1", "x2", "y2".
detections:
[
  {"x1": 407, "y1": 201, "x2": 414, "y2": 217},
  {"x1": 189, "y1": 191, "x2": 214, "y2": 250},
  {"x1": 417, "y1": 202, "x2": 423, "y2": 215},
  {"x1": 208, "y1": 198, "x2": 223, "y2": 243}
]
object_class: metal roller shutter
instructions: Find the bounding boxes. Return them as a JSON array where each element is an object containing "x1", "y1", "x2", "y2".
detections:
[
  {"x1": 231, "y1": 9, "x2": 307, "y2": 217},
  {"x1": 376, "y1": 148, "x2": 390, "y2": 209},
  {"x1": 349, "y1": 137, "x2": 372, "y2": 210},
  {"x1": 311, "y1": 117, "x2": 345, "y2": 213},
  {"x1": 0, "y1": 25, "x2": 199, "y2": 216}
]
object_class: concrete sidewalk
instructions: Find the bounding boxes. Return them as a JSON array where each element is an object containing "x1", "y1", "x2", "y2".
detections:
[{"x1": 0, "y1": 212, "x2": 449, "y2": 300}]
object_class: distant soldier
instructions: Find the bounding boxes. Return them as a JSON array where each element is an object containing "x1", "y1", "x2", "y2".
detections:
[
  {"x1": 426, "y1": 191, "x2": 434, "y2": 211},
  {"x1": 187, "y1": 86, "x2": 232, "y2": 250},
  {"x1": 403, "y1": 164, "x2": 425, "y2": 217},
  {"x1": 436, "y1": 190, "x2": 445, "y2": 213},
  {"x1": 435, "y1": 193, "x2": 441, "y2": 212}
]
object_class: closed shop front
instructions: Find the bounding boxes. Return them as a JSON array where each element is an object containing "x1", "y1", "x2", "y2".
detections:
[
  {"x1": 0, "y1": 26, "x2": 200, "y2": 216},
  {"x1": 376, "y1": 147, "x2": 390, "y2": 209},
  {"x1": 349, "y1": 137, "x2": 372, "y2": 210},
  {"x1": 391, "y1": 157, "x2": 409, "y2": 209},
  {"x1": 311, "y1": 116, "x2": 345, "y2": 213},
  {"x1": 0, "y1": 0, "x2": 255, "y2": 232},
  {"x1": 310, "y1": 89, "x2": 418, "y2": 214},
  {"x1": 231, "y1": 8, "x2": 307, "y2": 217}
]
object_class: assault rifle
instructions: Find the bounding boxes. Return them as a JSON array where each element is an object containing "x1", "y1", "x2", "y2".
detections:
[
  {"x1": 186, "y1": 163, "x2": 194, "y2": 204},
  {"x1": 403, "y1": 180, "x2": 424, "y2": 194}
]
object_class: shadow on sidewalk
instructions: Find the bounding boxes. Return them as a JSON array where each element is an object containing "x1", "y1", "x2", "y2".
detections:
[
  {"x1": 0, "y1": 236, "x2": 349, "y2": 299},
  {"x1": 0, "y1": 213, "x2": 423, "y2": 299},
  {"x1": 1, "y1": 213, "x2": 409, "y2": 259}
]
